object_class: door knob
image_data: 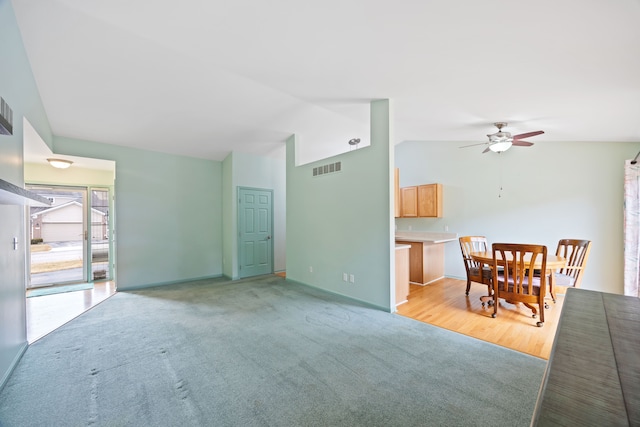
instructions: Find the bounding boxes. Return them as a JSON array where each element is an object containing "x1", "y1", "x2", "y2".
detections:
[{"x1": 266, "y1": 235, "x2": 271, "y2": 240}]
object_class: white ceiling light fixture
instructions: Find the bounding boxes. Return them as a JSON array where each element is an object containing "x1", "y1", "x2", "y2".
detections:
[
  {"x1": 487, "y1": 122, "x2": 513, "y2": 153},
  {"x1": 47, "y1": 158, "x2": 73, "y2": 169},
  {"x1": 488, "y1": 142, "x2": 512, "y2": 153}
]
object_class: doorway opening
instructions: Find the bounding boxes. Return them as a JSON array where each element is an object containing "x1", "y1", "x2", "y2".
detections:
[
  {"x1": 22, "y1": 117, "x2": 117, "y2": 341},
  {"x1": 26, "y1": 184, "x2": 113, "y2": 296}
]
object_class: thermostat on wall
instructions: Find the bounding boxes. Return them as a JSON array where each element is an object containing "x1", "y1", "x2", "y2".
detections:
[{"x1": 0, "y1": 97, "x2": 13, "y2": 136}]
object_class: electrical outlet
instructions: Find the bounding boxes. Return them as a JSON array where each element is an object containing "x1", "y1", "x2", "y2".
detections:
[
  {"x1": 349, "y1": 274, "x2": 355, "y2": 283},
  {"x1": 309, "y1": 266, "x2": 313, "y2": 273},
  {"x1": 444, "y1": 225, "x2": 449, "y2": 232},
  {"x1": 408, "y1": 225, "x2": 412, "y2": 231},
  {"x1": 343, "y1": 273, "x2": 348, "y2": 282}
]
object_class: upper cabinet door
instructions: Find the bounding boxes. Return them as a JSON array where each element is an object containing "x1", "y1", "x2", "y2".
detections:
[
  {"x1": 401, "y1": 186, "x2": 418, "y2": 217},
  {"x1": 417, "y1": 184, "x2": 443, "y2": 218}
]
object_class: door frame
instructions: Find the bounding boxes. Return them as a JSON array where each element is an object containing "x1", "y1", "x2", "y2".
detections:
[
  {"x1": 237, "y1": 186, "x2": 274, "y2": 279},
  {"x1": 88, "y1": 186, "x2": 114, "y2": 282},
  {"x1": 26, "y1": 185, "x2": 88, "y2": 288},
  {"x1": 26, "y1": 184, "x2": 115, "y2": 287}
]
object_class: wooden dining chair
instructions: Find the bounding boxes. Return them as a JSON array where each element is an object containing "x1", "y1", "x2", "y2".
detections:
[
  {"x1": 544, "y1": 239, "x2": 591, "y2": 304},
  {"x1": 491, "y1": 243, "x2": 548, "y2": 327},
  {"x1": 458, "y1": 236, "x2": 492, "y2": 297},
  {"x1": 554, "y1": 239, "x2": 592, "y2": 287}
]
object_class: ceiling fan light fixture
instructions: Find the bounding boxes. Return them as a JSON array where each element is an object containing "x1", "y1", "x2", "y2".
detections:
[
  {"x1": 488, "y1": 131, "x2": 512, "y2": 143},
  {"x1": 488, "y1": 141, "x2": 512, "y2": 153},
  {"x1": 459, "y1": 122, "x2": 543, "y2": 154},
  {"x1": 487, "y1": 126, "x2": 513, "y2": 152},
  {"x1": 47, "y1": 158, "x2": 73, "y2": 169}
]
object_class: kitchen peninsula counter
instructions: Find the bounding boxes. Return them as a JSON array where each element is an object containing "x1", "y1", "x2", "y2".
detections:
[
  {"x1": 395, "y1": 231, "x2": 457, "y2": 244},
  {"x1": 395, "y1": 232, "x2": 457, "y2": 285}
]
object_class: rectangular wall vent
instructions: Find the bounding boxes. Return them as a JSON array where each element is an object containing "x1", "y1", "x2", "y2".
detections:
[
  {"x1": 313, "y1": 161, "x2": 341, "y2": 177},
  {"x1": 0, "y1": 97, "x2": 13, "y2": 136}
]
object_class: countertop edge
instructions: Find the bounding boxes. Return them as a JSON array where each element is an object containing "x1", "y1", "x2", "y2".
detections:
[{"x1": 395, "y1": 232, "x2": 458, "y2": 244}]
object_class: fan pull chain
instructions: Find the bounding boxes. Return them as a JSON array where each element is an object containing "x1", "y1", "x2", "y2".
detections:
[{"x1": 498, "y1": 153, "x2": 503, "y2": 198}]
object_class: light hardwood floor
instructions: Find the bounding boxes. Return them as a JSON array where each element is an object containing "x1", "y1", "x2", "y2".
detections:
[
  {"x1": 397, "y1": 277, "x2": 564, "y2": 360},
  {"x1": 26, "y1": 281, "x2": 116, "y2": 343}
]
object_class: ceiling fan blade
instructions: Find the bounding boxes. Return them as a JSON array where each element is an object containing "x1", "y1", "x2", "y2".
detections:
[
  {"x1": 482, "y1": 147, "x2": 491, "y2": 153},
  {"x1": 459, "y1": 142, "x2": 488, "y2": 148},
  {"x1": 513, "y1": 130, "x2": 544, "y2": 140},
  {"x1": 512, "y1": 140, "x2": 534, "y2": 147}
]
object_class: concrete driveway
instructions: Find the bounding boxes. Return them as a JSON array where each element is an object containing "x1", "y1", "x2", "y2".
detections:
[{"x1": 30, "y1": 241, "x2": 109, "y2": 288}]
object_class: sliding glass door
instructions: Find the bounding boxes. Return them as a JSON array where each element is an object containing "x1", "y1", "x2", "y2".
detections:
[
  {"x1": 89, "y1": 188, "x2": 111, "y2": 282},
  {"x1": 27, "y1": 185, "x2": 113, "y2": 289}
]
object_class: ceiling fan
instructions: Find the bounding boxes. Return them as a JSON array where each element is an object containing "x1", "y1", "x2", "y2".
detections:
[{"x1": 460, "y1": 122, "x2": 544, "y2": 153}]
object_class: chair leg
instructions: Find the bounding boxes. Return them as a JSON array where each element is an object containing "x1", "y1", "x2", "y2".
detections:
[
  {"x1": 465, "y1": 279, "x2": 471, "y2": 295},
  {"x1": 480, "y1": 294, "x2": 493, "y2": 306},
  {"x1": 480, "y1": 284, "x2": 494, "y2": 306},
  {"x1": 536, "y1": 301, "x2": 545, "y2": 327},
  {"x1": 486, "y1": 284, "x2": 493, "y2": 305},
  {"x1": 523, "y1": 302, "x2": 538, "y2": 318},
  {"x1": 548, "y1": 273, "x2": 557, "y2": 303}
]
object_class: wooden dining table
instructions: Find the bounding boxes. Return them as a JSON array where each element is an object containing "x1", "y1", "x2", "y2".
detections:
[{"x1": 470, "y1": 251, "x2": 567, "y2": 302}]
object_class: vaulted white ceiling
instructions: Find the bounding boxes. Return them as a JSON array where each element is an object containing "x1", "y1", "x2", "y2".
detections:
[{"x1": 12, "y1": 0, "x2": 640, "y2": 165}]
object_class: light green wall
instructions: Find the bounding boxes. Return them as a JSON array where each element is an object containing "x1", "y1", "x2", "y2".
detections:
[
  {"x1": 222, "y1": 151, "x2": 286, "y2": 279},
  {"x1": 0, "y1": 3, "x2": 52, "y2": 166},
  {"x1": 0, "y1": 0, "x2": 54, "y2": 388},
  {"x1": 0, "y1": 0, "x2": 52, "y2": 184},
  {"x1": 286, "y1": 100, "x2": 394, "y2": 311},
  {"x1": 395, "y1": 140, "x2": 640, "y2": 295},
  {"x1": 222, "y1": 155, "x2": 234, "y2": 277},
  {"x1": 53, "y1": 136, "x2": 224, "y2": 290}
]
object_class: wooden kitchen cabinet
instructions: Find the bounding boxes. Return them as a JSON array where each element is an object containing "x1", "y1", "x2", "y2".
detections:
[
  {"x1": 396, "y1": 240, "x2": 445, "y2": 285},
  {"x1": 400, "y1": 186, "x2": 418, "y2": 217},
  {"x1": 395, "y1": 244, "x2": 410, "y2": 306},
  {"x1": 417, "y1": 183, "x2": 442, "y2": 217},
  {"x1": 400, "y1": 183, "x2": 442, "y2": 218}
]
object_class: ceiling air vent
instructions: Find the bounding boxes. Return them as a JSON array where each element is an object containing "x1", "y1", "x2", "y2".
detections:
[
  {"x1": 0, "y1": 97, "x2": 13, "y2": 136},
  {"x1": 313, "y1": 161, "x2": 341, "y2": 177}
]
